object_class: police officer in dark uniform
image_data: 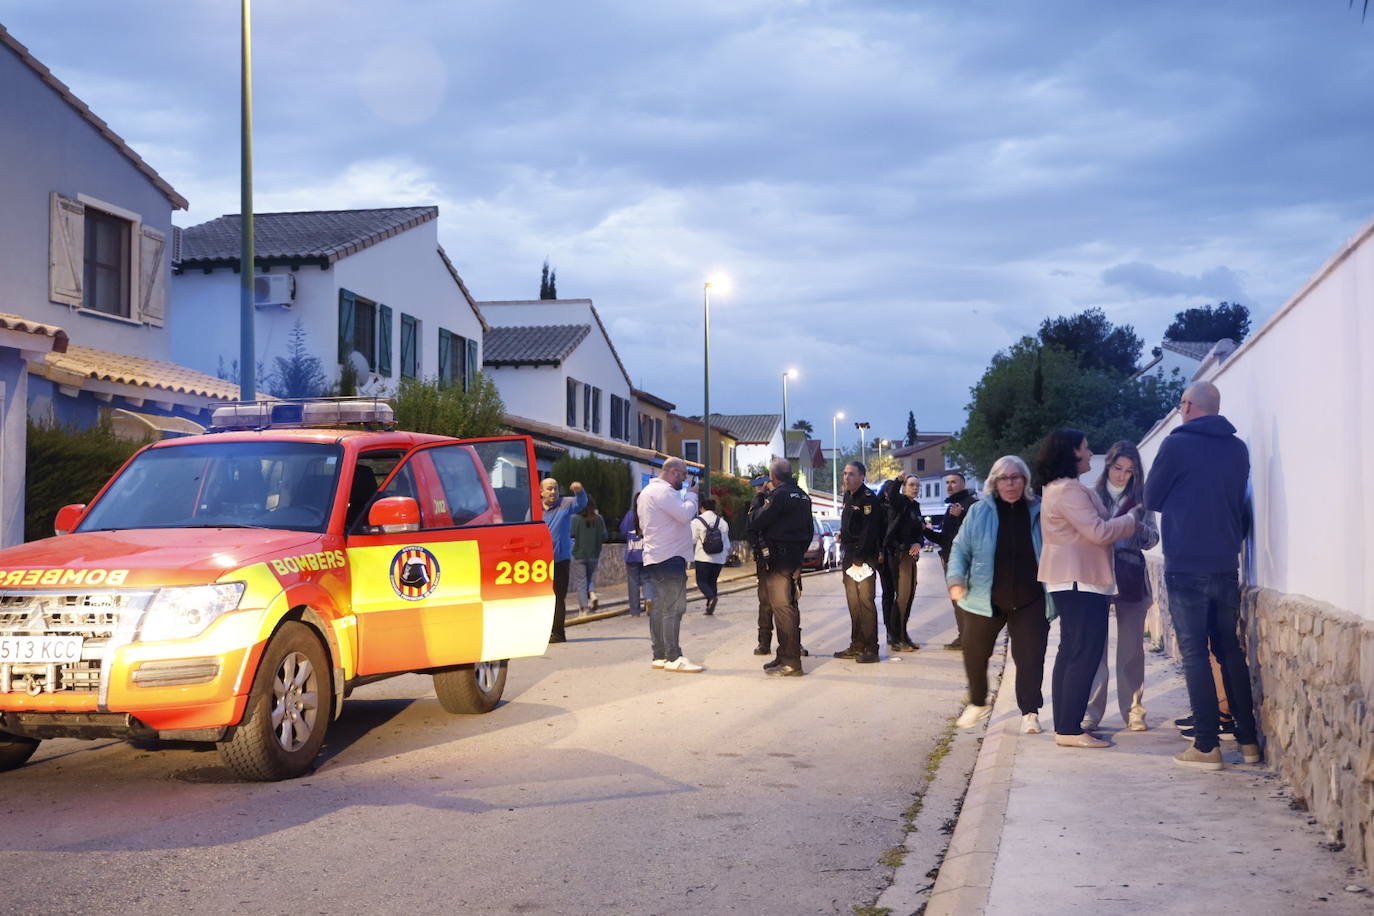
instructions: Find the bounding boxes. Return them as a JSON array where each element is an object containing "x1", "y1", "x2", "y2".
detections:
[
  {"x1": 748, "y1": 458, "x2": 813, "y2": 677},
  {"x1": 836, "y1": 461, "x2": 883, "y2": 663},
  {"x1": 746, "y1": 475, "x2": 775, "y2": 656}
]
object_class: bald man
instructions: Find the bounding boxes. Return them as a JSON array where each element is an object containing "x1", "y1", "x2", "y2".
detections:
[
  {"x1": 541, "y1": 476, "x2": 586, "y2": 643},
  {"x1": 1145, "y1": 380, "x2": 1261, "y2": 770},
  {"x1": 639, "y1": 458, "x2": 704, "y2": 672}
]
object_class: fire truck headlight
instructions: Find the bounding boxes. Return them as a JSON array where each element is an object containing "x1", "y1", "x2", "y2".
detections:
[{"x1": 138, "y1": 583, "x2": 246, "y2": 642}]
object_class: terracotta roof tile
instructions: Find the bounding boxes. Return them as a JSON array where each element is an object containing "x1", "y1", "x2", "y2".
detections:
[
  {"x1": 39, "y1": 345, "x2": 238, "y2": 400},
  {"x1": 0, "y1": 313, "x2": 69, "y2": 352},
  {"x1": 175, "y1": 207, "x2": 438, "y2": 266},
  {"x1": 483, "y1": 325, "x2": 591, "y2": 365}
]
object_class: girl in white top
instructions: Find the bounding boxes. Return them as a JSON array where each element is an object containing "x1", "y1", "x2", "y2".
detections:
[{"x1": 691, "y1": 499, "x2": 732, "y2": 615}]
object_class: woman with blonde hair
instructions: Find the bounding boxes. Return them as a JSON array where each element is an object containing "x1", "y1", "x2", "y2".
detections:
[
  {"x1": 1082, "y1": 440, "x2": 1159, "y2": 731},
  {"x1": 946, "y1": 455, "x2": 1053, "y2": 734},
  {"x1": 1036, "y1": 429, "x2": 1139, "y2": 748}
]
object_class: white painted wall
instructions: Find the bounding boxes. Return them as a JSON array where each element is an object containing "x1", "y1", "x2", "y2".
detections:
[
  {"x1": 1138, "y1": 215, "x2": 1374, "y2": 623},
  {"x1": 172, "y1": 220, "x2": 483, "y2": 389},
  {"x1": 481, "y1": 300, "x2": 633, "y2": 435}
]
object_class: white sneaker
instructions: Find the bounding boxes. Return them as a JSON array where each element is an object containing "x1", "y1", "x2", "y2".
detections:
[
  {"x1": 651, "y1": 658, "x2": 667, "y2": 669},
  {"x1": 1022, "y1": 713, "x2": 1042, "y2": 734},
  {"x1": 956, "y1": 703, "x2": 992, "y2": 728},
  {"x1": 590, "y1": 591, "x2": 599, "y2": 610},
  {"x1": 662, "y1": 656, "x2": 704, "y2": 673}
]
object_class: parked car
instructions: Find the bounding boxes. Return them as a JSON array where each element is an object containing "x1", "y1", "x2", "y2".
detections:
[
  {"x1": 0, "y1": 399, "x2": 553, "y2": 781},
  {"x1": 802, "y1": 516, "x2": 828, "y2": 570},
  {"x1": 820, "y1": 517, "x2": 841, "y2": 569}
]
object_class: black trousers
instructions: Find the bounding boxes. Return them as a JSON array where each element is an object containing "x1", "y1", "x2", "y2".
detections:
[
  {"x1": 695, "y1": 561, "x2": 723, "y2": 600},
  {"x1": 960, "y1": 595, "x2": 1050, "y2": 713},
  {"x1": 551, "y1": 559, "x2": 571, "y2": 640},
  {"x1": 755, "y1": 555, "x2": 774, "y2": 645},
  {"x1": 762, "y1": 566, "x2": 803, "y2": 667},
  {"x1": 843, "y1": 571, "x2": 879, "y2": 653},
  {"x1": 940, "y1": 553, "x2": 966, "y2": 642},
  {"x1": 887, "y1": 552, "x2": 919, "y2": 646},
  {"x1": 877, "y1": 554, "x2": 896, "y2": 634},
  {"x1": 1050, "y1": 588, "x2": 1111, "y2": 735}
]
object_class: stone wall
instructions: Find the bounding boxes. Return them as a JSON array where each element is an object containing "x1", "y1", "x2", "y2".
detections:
[{"x1": 1144, "y1": 557, "x2": 1374, "y2": 875}]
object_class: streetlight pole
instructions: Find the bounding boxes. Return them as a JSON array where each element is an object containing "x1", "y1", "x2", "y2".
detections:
[
  {"x1": 238, "y1": 0, "x2": 256, "y2": 400},
  {"x1": 878, "y1": 439, "x2": 887, "y2": 467},
  {"x1": 832, "y1": 411, "x2": 844, "y2": 511},
  {"x1": 856, "y1": 421, "x2": 870, "y2": 471},
  {"x1": 782, "y1": 368, "x2": 797, "y2": 451},
  {"x1": 703, "y1": 281, "x2": 712, "y2": 498}
]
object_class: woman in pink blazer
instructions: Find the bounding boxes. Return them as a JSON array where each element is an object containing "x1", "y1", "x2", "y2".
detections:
[{"x1": 1036, "y1": 429, "x2": 1139, "y2": 748}]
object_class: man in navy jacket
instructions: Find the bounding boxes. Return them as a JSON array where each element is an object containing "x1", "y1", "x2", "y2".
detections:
[{"x1": 1145, "y1": 381, "x2": 1261, "y2": 770}]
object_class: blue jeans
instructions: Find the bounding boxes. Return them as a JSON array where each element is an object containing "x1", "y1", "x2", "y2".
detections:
[
  {"x1": 625, "y1": 561, "x2": 647, "y2": 613},
  {"x1": 576, "y1": 557, "x2": 600, "y2": 609},
  {"x1": 1166, "y1": 571, "x2": 1259, "y2": 752},
  {"x1": 644, "y1": 557, "x2": 687, "y2": 661}
]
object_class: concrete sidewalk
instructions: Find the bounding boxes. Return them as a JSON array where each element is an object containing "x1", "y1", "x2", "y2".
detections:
[
  {"x1": 565, "y1": 559, "x2": 766, "y2": 624},
  {"x1": 924, "y1": 621, "x2": 1372, "y2": 915}
]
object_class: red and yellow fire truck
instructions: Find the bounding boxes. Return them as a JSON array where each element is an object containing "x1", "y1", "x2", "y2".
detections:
[{"x1": 0, "y1": 399, "x2": 554, "y2": 780}]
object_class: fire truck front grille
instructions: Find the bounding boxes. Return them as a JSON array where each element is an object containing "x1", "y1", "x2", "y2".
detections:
[{"x1": 0, "y1": 591, "x2": 152, "y2": 695}]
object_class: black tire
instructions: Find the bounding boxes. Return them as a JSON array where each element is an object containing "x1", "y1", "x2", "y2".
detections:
[
  {"x1": 217, "y1": 621, "x2": 331, "y2": 781},
  {"x1": 0, "y1": 733, "x2": 40, "y2": 771},
  {"x1": 433, "y1": 660, "x2": 507, "y2": 714}
]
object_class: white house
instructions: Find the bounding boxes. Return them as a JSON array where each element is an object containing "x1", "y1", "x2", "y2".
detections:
[
  {"x1": 704, "y1": 413, "x2": 783, "y2": 476},
  {"x1": 172, "y1": 207, "x2": 487, "y2": 394},
  {"x1": 479, "y1": 299, "x2": 664, "y2": 479},
  {"x1": 1133, "y1": 338, "x2": 1238, "y2": 385},
  {"x1": 0, "y1": 25, "x2": 236, "y2": 545}
]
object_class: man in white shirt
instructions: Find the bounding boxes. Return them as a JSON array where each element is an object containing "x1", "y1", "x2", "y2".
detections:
[{"x1": 639, "y1": 458, "x2": 704, "y2": 672}]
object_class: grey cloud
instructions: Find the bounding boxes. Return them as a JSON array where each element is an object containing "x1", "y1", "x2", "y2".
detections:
[{"x1": 1100, "y1": 262, "x2": 1245, "y2": 301}]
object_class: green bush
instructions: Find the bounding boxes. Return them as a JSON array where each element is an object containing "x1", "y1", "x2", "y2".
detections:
[
  {"x1": 25, "y1": 419, "x2": 146, "y2": 542},
  {"x1": 708, "y1": 473, "x2": 754, "y2": 540},
  {"x1": 391, "y1": 373, "x2": 506, "y2": 439},
  {"x1": 548, "y1": 454, "x2": 632, "y2": 538}
]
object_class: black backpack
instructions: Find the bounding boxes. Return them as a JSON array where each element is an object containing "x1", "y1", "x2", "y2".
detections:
[{"x1": 696, "y1": 514, "x2": 725, "y2": 554}]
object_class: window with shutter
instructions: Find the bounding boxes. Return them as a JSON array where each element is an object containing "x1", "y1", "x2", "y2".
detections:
[
  {"x1": 49, "y1": 193, "x2": 84, "y2": 307},
  {"x1": 683, "y1": 440, "x2": 701, "y2": 463},
  {"x1": 582, "y1": 385, "x2": 591, "y2": 430},
  {"x1": 338, "y1": 290, "x2": 357, "y2": 364},
  {"x1": 622, "y1": 400, "x2": 631, "y2": 442},
  {"x1": 83, "y1": 208, "x2": 132, "y2": 318},
  {"x1": 566, "y1": 378, "x2": 579, "y2": 426},
  {"x1": 464, "y1": 337, "x2": 479, "y2": 392},
  {"x1": 400, "y1": 314, "x2": 418, "y2": 378},
  {"x1": 377, "y1": 305, "x2": 393, "y2": 376},
  {"x1": 609, "y1": 395, "x2": 621, "y2": 439},
  {"x1": 591, "y1": 387, "x2": 602, "y2": 434},
  {"x1": 438, "y1": 328, "x2": 452, "y2": 382},
  {"x1": 138, "y1": 225, "x2": 167, "y2": 327},
  {"x1": 353, "y1": 299, "x2": 377, "y2": 370}
]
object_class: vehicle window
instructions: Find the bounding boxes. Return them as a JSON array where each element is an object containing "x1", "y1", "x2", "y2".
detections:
[
  {"x1": 428, "y1": 447, "x2": 498, "y2": 525},
  {"x1": 348, "y1": 449, "x2": 407, "y2": 531},
  {"x1": 78, "y1": 442, "x2": 342, "y2": 533}
]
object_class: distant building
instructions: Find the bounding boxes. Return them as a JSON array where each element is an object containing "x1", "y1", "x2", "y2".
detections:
[
  {"x1": 700, "y1": 413, "x2": 784, "y2": 475},
  {"x1": 666, "y1": 413, "x2": 737, "y2": 478},
  {"x1": 1132, "y1": 339, "x2": 1239, "y2": 385}
]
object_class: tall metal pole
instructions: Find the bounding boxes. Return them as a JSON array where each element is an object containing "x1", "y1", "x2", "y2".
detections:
[
  {"x1": 702, "y1": 282, "x2": 712, "y2": 497},
  {"x1": 238, "y1": 0, "x2": 256, "y2": 400},
  {"x1": 832, "y1": 411, "x2": 844, "y2": 511},
  {"x1": 781, "y1": 372, "x2": 789, "y2": 444}
]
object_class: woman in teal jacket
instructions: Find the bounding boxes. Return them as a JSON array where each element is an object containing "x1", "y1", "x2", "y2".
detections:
[{"x1": 946, "y1": 455, "x2": 1054, "y2": 735}]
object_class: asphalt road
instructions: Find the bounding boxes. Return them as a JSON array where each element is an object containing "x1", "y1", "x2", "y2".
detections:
[{"x1": 0, "y1": 553, "x2": 968, "y2": 915}]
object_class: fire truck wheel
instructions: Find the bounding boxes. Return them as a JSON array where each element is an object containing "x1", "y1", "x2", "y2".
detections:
[
  {"x1": 432, "y1": 659, "x2": 507, "y2": 714},
  {"x1": 0, "y1": 733, "x2": 40, "y2": 771},
  {"x1": 217, "y1": 622, "x2": 330, "y2": 781}
]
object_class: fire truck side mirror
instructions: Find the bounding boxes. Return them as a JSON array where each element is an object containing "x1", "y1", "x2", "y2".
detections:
[
  {"x1": 368, "y1": 497, "x2": 420, "y2": 534},
  {"x1": 54, "y1": 504, "x2": 87, "y2": 536}
]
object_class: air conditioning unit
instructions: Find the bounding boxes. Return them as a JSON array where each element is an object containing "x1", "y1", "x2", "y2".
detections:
[{"x1": 253, "y1": 273, "x2": 295, "y2": 308}]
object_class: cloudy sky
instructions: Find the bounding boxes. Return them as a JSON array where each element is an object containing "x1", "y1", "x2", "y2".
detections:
[{"x1": 5, "y1": 1, "x2": 1372, "y2": 443}]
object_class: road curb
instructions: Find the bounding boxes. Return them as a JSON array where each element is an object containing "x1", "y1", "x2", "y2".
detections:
[{"x1": 924, "y1": 635, "x2": 1020, "y2": 916}]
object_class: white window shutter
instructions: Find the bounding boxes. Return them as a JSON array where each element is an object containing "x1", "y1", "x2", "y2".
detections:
[
  {"x1": 139, "y1": 225, "x2": 167, "y2": 326},
  {"x1": 49, "y1": 192, "x2": 84, "y2": 307}
]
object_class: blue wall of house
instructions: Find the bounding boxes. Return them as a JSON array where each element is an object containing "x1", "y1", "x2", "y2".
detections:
[
  {"x1": 0, "y1": 39, "x2": 178, "y2": 361},
  {"x1": 1, "y1": 350, "x2": 29, "y2": 547}
]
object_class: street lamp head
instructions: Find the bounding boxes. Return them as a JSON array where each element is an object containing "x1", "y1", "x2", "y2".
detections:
[
  {"x1": 835, "y1": 411, "x2": 845, "y2": 420},
  {"x1": 784, "y1": 368, "x2": 799, "y2": 380},
  {"x1": 704, "y1": 273, "x2": 732, "y2": 295}
]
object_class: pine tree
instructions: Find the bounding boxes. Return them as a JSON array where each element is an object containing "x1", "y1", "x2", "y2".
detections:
[
  {"x1": 905, "y1": 411, "x2": 918, "y2": 446},
  {"x1": 539, "y1": 259, "x2": 551, "y2": 299},
  {"x1": 548, "y1": 268, "x2": 557, "y2": 299},
  {"x1": 268, "y1": 320, "x2": 327, "y2": 398}
]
